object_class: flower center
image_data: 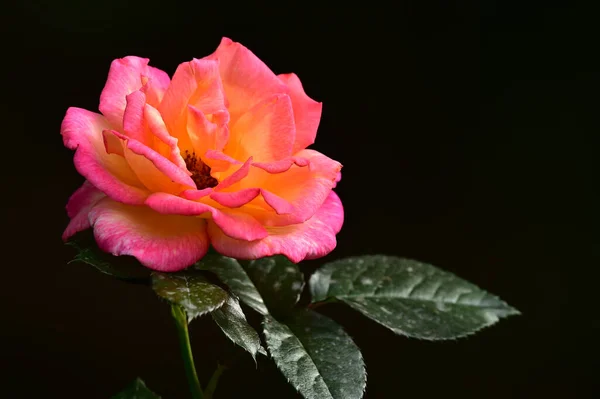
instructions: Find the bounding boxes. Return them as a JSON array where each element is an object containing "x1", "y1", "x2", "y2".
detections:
[{"x1": 184, "y1": 151, "x2": 218, "y2": 190}]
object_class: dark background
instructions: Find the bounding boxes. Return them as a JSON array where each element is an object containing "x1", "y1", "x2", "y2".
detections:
[{"x1": 1, "y1": 1, "x2": 597, "y2": 398}]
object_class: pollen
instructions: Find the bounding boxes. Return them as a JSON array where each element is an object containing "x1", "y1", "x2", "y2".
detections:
[{"x1": 184, "y1": 151, "x2": 218, "y2": 189}]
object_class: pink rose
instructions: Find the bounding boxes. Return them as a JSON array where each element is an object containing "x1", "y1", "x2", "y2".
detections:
[{"x1": 61, "y1": 37, "x2": 343, "y2": 272}]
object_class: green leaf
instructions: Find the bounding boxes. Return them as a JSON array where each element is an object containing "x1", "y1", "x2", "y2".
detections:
[
  {"x1": 212, "y1": 296, "x2": 262, "y2": 360},
  {"x1": 66, "y1": 232, "x2": 150, "y2": 281},
  {"x1": 263, "y1": 310, "x2": 366, "y2": 399},
  {"x1": 310, "y1": 255, "x2": 520, "y2": 340},
  {"x1": 195, "y1": 254, "x2": 268, "y2": 315},
  {"x1": 245, "y1": 256, "x2": 304, "y2": 316},
  {"x1": 111, "y1": 378, "x2": 161, "y2": 399},
  {"x1": 152, "y1": 272, "x2": 228, "y2": 321}
]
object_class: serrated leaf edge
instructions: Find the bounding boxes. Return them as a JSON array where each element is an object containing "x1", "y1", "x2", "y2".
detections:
[
  {"x1": 262, "y1": 314, "x2": 367, "y2": 399},
  {"x1": 342, "y1": 298, "x2": 516, "y2": 341},
  {"x1": 310, "y1": 255, "x2": 520, "y2": 312},
  {"x1": 211, "y1": 297, "x2": 261, "y2": 362},
  {"x1": 262, "y1": 316, "x2": 336, "y2": 399},
  {"x1": 195, "y1": 257, "x2": 270, "y2": 316},
  {"x1": 151, "y1": 273, "x2": 228, "y2": 322},
  {"x1": 310, "y1": 255, "x2": 520, "y2": 340}
]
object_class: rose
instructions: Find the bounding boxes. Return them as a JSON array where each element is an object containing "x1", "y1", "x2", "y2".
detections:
[{"x1": 61, "y1": 37, "x2": 343, "y2": 272}]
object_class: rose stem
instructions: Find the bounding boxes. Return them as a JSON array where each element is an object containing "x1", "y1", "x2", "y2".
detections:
[
  {"x1": 203, "y1": 363, "x2": 227, "y2": 399},
  {"x1": 171, "y1": 304, "x2": 204, "y2": 399}
]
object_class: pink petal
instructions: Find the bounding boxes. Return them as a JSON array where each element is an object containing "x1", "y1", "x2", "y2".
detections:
[
  {"x1": 119, "y1": 90, "x2": 189, "y2": 174},
  {"x1": 89, "y1": 199, "x2": 209, "y2": 272},
  {"x1": 204, "y1": 37, "x2": 288, "y2": 123},
  {"x1": 187, "y1": 106, "x2": 230, "y2": 157},
  {"x1": 251, "y1": 157, "x2": 310, "y2": 173},
  {"x1": 259, "y1": 189, "x2": 294, "y2": 214},
  {"x1": 123, "y1": 90, "x2": 152, "y2": 143},
  {"x1": 159, "y1": 59, "x2": 227, "y2": 153},
  {"x1": 144, "y1": 104, "x2": 189, "y2": 171},
  {"x1": 145, "y1": 193, "x2": 268, "y2": 241},
  {"x1": 225, "y1": 94, "x2": 296, "y2": 163},
  {"x1": 278, "y1": 73, "x2": 322, "y2": 153},
  {"x1": 203, "y1": 150, "x2": 242, "y2": 173},
  {"x1": 61, "y1": 107, "x2": 149, "y2": 204},
  {"x1": 102, "y1": 128, "x2": 124, "y2": 156},
  {"x1": 333, "y1": 171, "x2": 342, "y2": 188},
  {"x1": 239, "y1": 149, "x2": 342, "y2": 225},
  {"x1": 103, "y1": 130, "x2": 195, "y2": 193},
  {"x1": 140, "y1": 71, "x2": 170, "y2": 108},
  {"x1": 181, "y1": 188, "x2": 214, "y2": 200},
  {"x1": 99, "y1": 56, "x2": 169, "y2": 131},
  {"x1": 62, "y1": 181, "x2": 106, "y2": 240},
  {"x1": 210, "y1": 188, "x2": 261, "y2": 208},
  {"x1": 214, "y1": 157, "x2": 253, "y2": 191},
  {"x1": 208, "y1": 191, "x2": 344, "y2": 263}
]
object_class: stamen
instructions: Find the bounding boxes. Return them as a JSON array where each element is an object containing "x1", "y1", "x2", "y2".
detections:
[{"x1": 184, "y1": 151, "x2": 218, "y2": 190}]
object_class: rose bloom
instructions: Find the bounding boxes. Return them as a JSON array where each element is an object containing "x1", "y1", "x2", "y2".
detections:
[{"x1": 61, "y1": 38, "x2": 343, "y2": 272}]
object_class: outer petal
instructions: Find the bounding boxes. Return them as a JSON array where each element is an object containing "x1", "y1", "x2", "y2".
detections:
[
  {"x1": 159, "y1": 59, "x2": 227, "y2": 153},
  {"x1": 89, "y1": 199, "x2": 209, "y2": 272},
  {"x1": 62, "y1": 181, "x2": 106, "y2": 240},
  {"x1": 122, "y1": 90, "x2": 152, "y2": 143},
  {"x1": 99, "y1": 56, "x2": 169, "y2": 131},
  {"x1": 208, "y1": 191, "x2": 344, "y2": 263},
  {"x1": 204, "y1": 37, "x2": 288, "y2": 122},
  {"x1": 145, "y1": 192, "x2": 268, "y2": 241},
  {"x1": 278, "y1": 73, "x2": 323, "y2": 153},
  {"x1": 61, "y1": 107, "x2": 149, "y2": 204},
  {"x1": 225, "y1": 94, "x2": 295, "y2": 163},
  {"x1": 333, "y1": 171, "x2": 342, "y2": 188}
]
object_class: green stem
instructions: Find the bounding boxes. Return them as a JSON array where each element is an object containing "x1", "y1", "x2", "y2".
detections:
[
  {"x1": 171, "y1": 304, "x2": 203, "y2": 399},
  {"x1": 204, "y1": 364, "x2": 227, "y2": 399}
]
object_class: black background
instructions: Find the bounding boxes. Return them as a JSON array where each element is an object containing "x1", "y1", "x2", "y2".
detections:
[{"x1": 1, "y1": 1, "x2": 598, "y2": 398}]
